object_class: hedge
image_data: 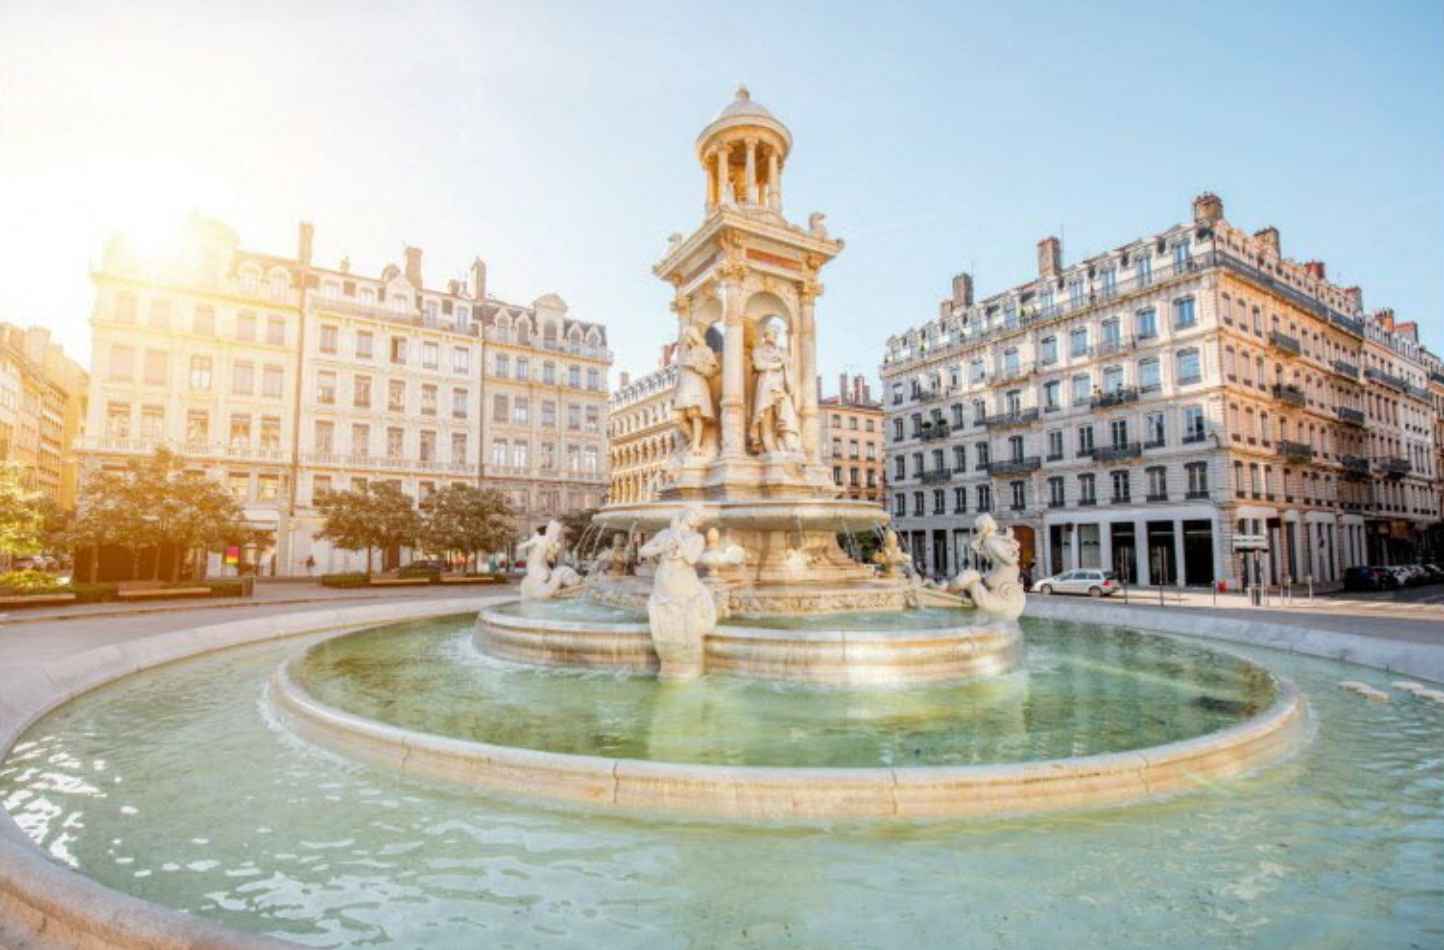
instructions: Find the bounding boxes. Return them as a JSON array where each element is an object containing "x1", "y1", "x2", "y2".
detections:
[{"x1": 320, "y1": 572, "x2": 371, "y2": 589}]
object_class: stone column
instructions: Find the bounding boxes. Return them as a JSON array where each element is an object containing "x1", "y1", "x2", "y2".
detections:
[
  {"x1": 705, "y1": 148, "x2": 717, "y2": 211},
  {"x1": 1068, "y1": 523, "x2": 1080, "y2": 571},
  {"x1": 1172, "y1": 517, "x2": 1187, "y2": 587},
  {"x1": 767, "y1": 148, "x2": 781, "y2": 210},
  {"x1": 718, "y1": 270, "x2": 747, "y2": 457},
  {"x1": 716, "y1": 146, "x2": 732, "y2": 206},
  {"x1": 798, "y1": 281, "x2": 821, "y2": 462},
  {"x1": 744, "y1": 138, "x2": 758, "y2": 206},
  {"x1": 1100, "y1": 520, "x2": 1114, "y2": 576},
  {"x1": 1134, "y1": 518, "x2": 1151, "y2": 585},
  {"x1": 1210, "y1": 515, "x2": 1226, "y2": 588}
]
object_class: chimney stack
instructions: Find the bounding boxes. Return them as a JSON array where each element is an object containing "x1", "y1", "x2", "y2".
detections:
[
  {"x1": 951, "y1": 272, "x2": 974, "y2": 307},
  {"x1": 1303, "y1": 261, "x2": 1326, "y2": 281},
  {"x1": 469, "y1": 258, "x2": 487, "y2": 301},
  {"x1": 404, "y1": 246, "x2": 423, "y2": 288},
  {"x1": 1253, "y1": 227, "x2": 1280, "y2": 256},
  {"x1": 839, "y1": 372, "x2": 849, "y2": 403},
  {"x1": 852, "y1": 373, "x2": 865, "y2": 404},
  {"x1": 1037, "y1": 237, "x2": 1062, "y2": 279},
  {"x1": 1192, "y1": 192, "x2": 1224, "y2": 225},
  {"x1": 1374, "y1": 308, "x2": 1395, "y2": 332},
  {"x1": 297, "y1": 222, "x2": 314, "y2": 266},
  {"x1": 1344, "y1": 286, "x2": 1363, "y2": 313},
  {"x1": 862, "y1": 380, "x2": 873, "y2": 404},
  {"x1": 1395, "y1": 321, "x2": 1418, "y2": 342},
  {"x1": 938, "y1": 299, "x2": 952, "y2": 318}
]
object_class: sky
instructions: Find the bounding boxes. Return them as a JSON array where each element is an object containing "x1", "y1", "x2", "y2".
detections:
[{"x1": 2, "y1": 1, "x2": 1440, "y2": 385}]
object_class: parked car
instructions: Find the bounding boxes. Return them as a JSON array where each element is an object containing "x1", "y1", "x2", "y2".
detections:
[
  {"x1": 1421, "y1": 563, "x2": 1444, "y2": 583},
  {"x1": 1384, "y1": 566, "x2": 1414, "y2": 588},
  {"x1": 1340, "y1": 565, "x2": 1386, "y2": 589},
  {"x1": 398, "y1": 559, "x2": 447, "y2": 578},
  {"x1": 1031, "y1": 569, "x2": 1120, "y2": 598}
]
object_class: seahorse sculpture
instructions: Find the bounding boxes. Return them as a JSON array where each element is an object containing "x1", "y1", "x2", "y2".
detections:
[{"x1": 948, "y1": 514, "x2": 1026, "y2": 621}]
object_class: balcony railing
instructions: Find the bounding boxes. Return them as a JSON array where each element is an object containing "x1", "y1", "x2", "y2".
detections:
[
  {"x1": 1332, "y1": 359, "x2": 1360, "y2": 380},
  {"x1": 1094, "y1": 442, "x2": 1142, "y2": 463},
  {"x1": 1335, "y1": 406, "x2": 1366, "y2": 427},
  {"x1": 1268, "y1": 331, "x2": 1302, "y2": 357},
  {"x1": 1146, "y1": 492, "x2": 1169, "y2": 502},
  {"x1": 1089, "y1": 387, "x2": 1139, "y2": 410},
  {"x1": 1340, "y1": 456, "x2": 1370, "y2": 479},
  {"x1": 1185, "y1": 489, "x2": 1210, "y2": 500},
  {"x1": 920, "y1": 469, "x2": 952, "y2": 484},
  {"x1": 1095, "y1": 336, "x2": 1133, "y2": 357},
  {"x1": 919, "y1": 423, "x2": 951, "y2": 442},
  {"x1": 987, "y1": 457, "x2": 1041, "y2": 476},
  {"x1": 1272, "y1": 384, "x2": 1306, "y2": 408},
  {"x1": 1431, "y1": 370, "x2": 1444, "y2": 386},
  {"x1": 1364, "y1": 367, "x2": 1407, "y2": 392},
  {"x1": 1110, "y1": 494, "x2": 1132, "y2": 505},
  {"x1": 1077, "y1": 496, "x2": 1098, "y2": 506},
  {"x1": 982, "y1": 408, "x2": 1040, "y2": 429},
  {"x1": 993, "y1": 364, "x2": 1033, "y2": 384},
  {"x1": 1277, "y1": 440, "x2": 1314, "y2": 462},
  {"x1": 1379, "y1": 457, "x2": 1411, "y2": 478}
]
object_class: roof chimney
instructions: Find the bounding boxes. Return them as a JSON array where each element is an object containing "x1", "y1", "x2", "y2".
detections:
[
  {"x1": 469, "y1": 258, "x2": 487, "y2": 301},
  {"x1": 951, "y1": 272, "x2": 974, "y2": 307},
  {"x1": 838, "y1": 372, "x2": 848, "y2": 403},
  {"x1": 1344, "y1": 286, "x2": 1363, "y2": 313},
  {"x1": 1303, "y1": 261, "x2": 1326, "y2": 281},
  {"x1": 297, "y1": 221, "x2": 314, "y2": 266},
  {"x1": 1037, "y1": 237, "x2": 1062, "y2": 279},
  {"x1": 1374, "y1": 308, "x2": 1395, "y2": 332},
  {"x1": 403, "y1": 246, "x2": 423, "y2": 288},
  {"x1": 1395, "y1": 321, "x2": 1418, "y2": 342},
  {"x1": 1192, "y1": 193, "x2": 1224, "y2": 225},
  {"x1": 1253, "y1": 227, "x2": 1280, "y2": 256}
]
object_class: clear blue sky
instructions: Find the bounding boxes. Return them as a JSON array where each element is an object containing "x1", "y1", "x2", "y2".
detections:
[{"x1": 2, "y1": 1, "x2": 1439, "y2": 384}]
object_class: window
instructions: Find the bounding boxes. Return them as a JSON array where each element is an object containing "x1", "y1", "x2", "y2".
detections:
[
  {"x1": 1144, "y1": 412, "x2": 1165, "y2": 447},
  {"x1": 1070, "y1": 327, "x2": 1089, "y2": 357},
  {"x1": 586, "y1": 405, "x2": 600, "y2": 433},
  {"x1": 452, "y1": 388, "x2": 468, "y2": 419},
  {"x1": 453, "y1": 347, "x2": 470, "y2": 374},
  {"x1": 114, "y1": 292, "x2": 137, "y2": 324},
  {"x1": 229, "y1": 414, "x2": 251, "y2": 446},
  {"x1": 587, "y1": 367, "x2": 601, "y2": 390},
  {"x1": 1102, "y1": 365, "x2": 1123, "y2": 393},
  {"x1": 1040, "y1": 336, "x2": 1058, "y2": 365},
  {"x1": 495, "y1": 354, "x2": 510, "y2": 377},
  {"x1": 1138, "y1": 358, "x2": 1161, "y2": 391},
  {"x1": 316, "y1": 370, "x2": 336, "y2": 404},
  {"x1": 390, "y1": 337, "x2": 407, "y2": 364},
  {"x1": 1182, "y1": 406, "x2": 1205, "y2": 442},
  {"x1": 384, "y1": 379, "x2": 403, "y2": 412},
  {"x1": 1176, "y1": 348, "x2": 1201, "y2": 384},
  {"x1": 139, "y1": 350, "x2": 165, "y2": 386},
  {"x1": 148, "y1": 298, "x2": 172, "y2": 330},
  {"x1": 1109, "y1": 419, "x2": 1128, "y2": 448},
  {"x1": 314, "y1": 420, "x2": 334, "y2": 454},
  {"x1": 356, "y1": 331, "x2": 374, "y2": 360},
  {"x1": 1078, "y1": 473, "x2": 1096, "y2": 503},
  {"x1": 584, "y1": 446, "x2": 599, "y2": 473},
  {"x1": 320, "y1": 324, "x2": 338, "y2": 354},
  {"x1": 1172, "y1": 241, "x2": 1191, "y2": 271},
  {"x1": 932, "y1": 489, "x2": 946, "y2": 514},
  {"x1": 1071, "y1": 374, "x2": 1091, "y2": 404},
  {"x1": 514, "y1": 397, "x2": 530, "y2": 425},
  {"x1": 262, "y1": 364, "x2": 284, "y2": 398},
  {"x1": 493, "y1": 394, "x2": 508, "y2": 423},
  {"x1": 912, "y1": 492, "x2": 924, "y2": 517},
  {"x1": 419, "y1": 430, "x2": 436, "y2": 462},
  {"x1": 895, "y1": 494, "x2": 906, "y2": 517},
  {"x1": 569, "y1": 365, "x2": 581, "y2": 388},
  {"x1": 513, "y1": 441, "x2": 529, "y2": 468},
  {"x1": 894, "y1": 455, "x2": 906, "y2": 479},
  {"x1": 451, "y1": 432, "x2": 467, "y2": 464},
  {"x1": 1067, "y1": 277, "x2": 1085, "y2": 305},
  {"x1": 976, "y1": 484, "x2": 992, "y2": 512},
  {"x1": 893, "y1": 418, "x2": 904, "y2": 440},
  {"x1": 517, "y1": 358, "x2": 530, "y2": 381},
  {"x1": 259, "y1": 417, "x2": 280, "y2": 451},
  {"x1": 109, "y1": 344, "x2": 134, "y2": 381},
  {"x1": 1135, "y1": 308, "x2": 1157, "y2": 339},
  {"x1": 1186, "y1": 461, "x2": 1209, "y2": 496},
  {"x1": 1146, "y1": 466, "x2": 1167, "y2": 499},
  {"x1": 232, "y1": 361, "x2": 255, "y2": 396},
  {"x1": 1137, "y1": 252, "x2": 1152, "y2": 285},
  {"x1": 140, "y1": 405, "x2": 164, "y2": 438},
  {"x1": 186, "y1": 410, "x2": 208, "y2": 445},
  {"x1": 228, "y1": 472, "x2": 249, "y2": 501},
  {"x1": 1048, "y1": 476, "x2": 1064, "y2": 506},
  {"x1": 266, "y1": 315, "x2": 286, "y2": 346},
  {"x1": 568, "y1": 404, "x2": 581, "y2": 431},
  {"x1": 1078, "y1": 425, "x2": 1095, "y2": 456},
  {"x1": 237, "y1": 311, "x2": 257, "y2": 341},
  {"x1": 421, "y1": 384, "x2": 438, "y2": 416},
  {"x1": 1173, "y1": 297, "x2": 1196, "y2": 329},
  {"x1": 193, "y1": 305, "x2": 215, "y2": 336},
  {"x1": 492, "y1": 440, "x2": 509, "y2": 466},
  {"x1": 953, "y1": 444, "x2": 966, "y2": 471},
  {"x1": 954, "y1": 486, "x2": 967, "y2": 512},
  {"x1": 422, "y1": 341, "x2": 439, "y2": 369},
  {"x1": 386, "y1": 427, "x2": 404, "y2": 459},
  {"x1": 354, "y1": 374, "x2": 372, "y2": 408},
  {"x1": 106, "y1": 402, "x2": 130, "y2": 438}
]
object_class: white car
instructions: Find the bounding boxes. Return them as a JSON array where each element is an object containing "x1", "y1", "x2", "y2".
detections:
[{"x1": 1032, "y1": 569, "x2": 1120, "y2": 597}]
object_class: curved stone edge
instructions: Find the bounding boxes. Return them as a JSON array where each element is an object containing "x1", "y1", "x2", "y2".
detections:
[
  {"x1": 475, "y1": 602, "x2": 1023, "y2": 684},
  {"x1": 0, "y1": 596, "x2": 508, "y2": 950},
  {"x1": 1022, "y1": 598, "x2": 1444, "y2": 686},
  {"x1": 275, "y1": 640, "x2": 1305, "y2": 822}
]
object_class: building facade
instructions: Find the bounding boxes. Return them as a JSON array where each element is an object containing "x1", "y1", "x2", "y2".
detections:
[
  {"x1": 81, "y1": 215, "x2": 610, "y2": 576},
  {"x1": 0, "y1": 323, "x2": 88, "y2": 508},
  {"x1": 820, "y1": 372, "x2": 885, "y2": 504},
  {"x1": 608, "y1": 345, "x2": 681, "y2": 505},
  {"x1": 881, "y1": 193, "x2": 1441, "y2": 588}
]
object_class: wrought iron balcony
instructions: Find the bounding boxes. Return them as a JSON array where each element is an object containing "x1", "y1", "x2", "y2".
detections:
[
  {"x1": 1089, "y1": 387, "x2": 1139, "y2": 410},
  {"x1": 1146, "y1": 492, "x2": 1169, "y2": 503},
  {"x1": 1110, "y1": 494, "x2": 1132, "y2": 505},
  {"x1": 1277, "y1": 440, "x2": 1314, "y2": 462},
  {"x1": 987, "y1": 456, "x2": 1042, "y2": 476},
  {"x1": 1332, "y1": 359, "x2": 1360, "y2": 380},
  {"x1": 1339, "y1": 456, "x2": 1370, "y2": 479},
  {"x1": 1095, "y1": 337, "x2": 1134, "y2": 357},
  {"x1": 1364, "y1": 368, "x2": 1406, "y2": 392},
  {"x1": 993, "y1": 364, "x2": 1033, "y2": 384},
  {"x1": 1431, "y1": 370, "x2": 1444, "y2": 386},
  {"x1": 982, "y1": 408, "x2": 1040, "y2": 429},
  {"x1": 1379, "y1": 457, "x2": 1411, "y2": 478},
  {"x1": 1268, "y1": 331, "x2": 1302, "y2": 357},
  {"x1": 1077, "y1": 496, "x2": 1098, "y2": 506},
  {"x1": 1335, "y1": 406, "x2": 1366, "y2": 427},
  {"x1": 1272, "y1": 384, "x2": 1306, "y2": 408},
  {"x1": 920, "y1": 469, "x2": 953, "y2": 484},
  {"x1": 919, "y1": 423, "x2": 952, "y2": 442},
  {"x1": 1094, "y1": 442, "x2": 1142, "y2": 463}
]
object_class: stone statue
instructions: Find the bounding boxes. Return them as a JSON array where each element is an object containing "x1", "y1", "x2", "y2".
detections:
[
  {"x1": 748, "y1": 322, "x2": 800, "y2": 454},
  {"x1": 697, "y1": 526, "x2": 745, "y2": 574},
  {"x1": 948, "y1": 514, "x2": 1026, "y2": 621},
  {"x1": 603, "y1": 531, "x2": 631, "y2": 577},
  {"x1": 518, "y1": 520, "x2": 582, "y2": 600},
  {"x1": 872, "y1": 528, "x2": 911, "y2": 578},
  {"x1": 639, "y1": 506, "x2": 716, "y2": 680},
  {"x1": 808, "y1": 212, "x2": 828, "y2": 239},
  {"x1": 674, "y1": 324, "x2": 720, "y2": 455}
]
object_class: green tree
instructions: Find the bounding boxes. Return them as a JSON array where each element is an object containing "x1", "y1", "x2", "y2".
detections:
[
  {"x1": 418, "y1": 485, "x2": 517, "y2": 571},
  {"x1": 0, "y1": 464, "x2": 44, "y2": 558},
  {"x1": 315, "y1": 481, "x2": 420, "y2": 575},
  {"x1": 557, "y1": 507, "x2": 599, "y2": 556}
]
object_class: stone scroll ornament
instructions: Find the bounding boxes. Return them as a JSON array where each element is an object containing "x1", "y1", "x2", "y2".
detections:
[
  {"x1": 518, "y1": 520, "x2": 583, "y2": 601},
  {"x1": 947, "y1": 514, "x2": 1027, "y2": 621},
  {"x1": 674, "y1": 324, "x2": 720, "y2": 456},
  {"x1": 639, "y1": 506, "x2": 717, "y2": 680},
  {"x1": 748, "y1": 322, "x2": 801, "y2": 454}
]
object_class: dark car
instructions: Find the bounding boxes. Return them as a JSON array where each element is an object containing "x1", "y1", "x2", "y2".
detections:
[
  {"x1": 1343, "y1": 566, "x2": 1386, "y2": 592},
  {"x1": 398, "y1": 559, "x2": 447, "y2": 578},
  {"x1": 1422, "y1": 563, "x2": 1444, "y2": 583}
]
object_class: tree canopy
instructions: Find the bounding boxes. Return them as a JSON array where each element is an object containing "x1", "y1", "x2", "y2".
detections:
[
  {"x1": 315, "y1": 480, "x2": 422, "y2": 574},
  {"x1": 0, "y1": 464, "x2": 43, "y2": 557},
  {"x1": 418, "y1": 484, "x2": 517, "y2": 569}
]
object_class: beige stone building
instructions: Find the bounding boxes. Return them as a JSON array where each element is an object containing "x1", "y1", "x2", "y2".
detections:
[
  {"x1": 0, "y1": 323, "x2": 88, "y2": 508},
  {"x1": 881, "y1": 193, "x2": 1441, "y2": 588},
  {"x1": 608, "y1": 344, "x2": 681, "y2": 505},
  {"x1": 820, "y1": 372, "x2": 885, "y2": 504},
  {"x1": 81, "y1": 215, "x2": 609, "y2": 576}
]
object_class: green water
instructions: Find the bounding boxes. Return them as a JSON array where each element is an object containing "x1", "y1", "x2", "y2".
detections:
[
  {"x1": 295, "y1": 617, "x2": 1273, "y2": 766},
  {"x1": 2, "y1": 616, "x2": 1442, "y2": 948}
]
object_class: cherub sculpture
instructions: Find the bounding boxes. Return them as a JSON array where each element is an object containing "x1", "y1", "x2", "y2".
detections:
[
  {"x1": 947, "y1": 514, "x2": 1026, "y2": 621},
  {"x1": 872, "y1": 528, "x2": 911, "y2": 578},
  {"x1": 518, "y1": 520, "x2": 583, "y2": 600}
]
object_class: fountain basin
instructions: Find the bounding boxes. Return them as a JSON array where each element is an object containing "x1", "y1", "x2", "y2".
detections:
[{"x1": 475, "y1": 600, "x2": 1021, "y2": 684}]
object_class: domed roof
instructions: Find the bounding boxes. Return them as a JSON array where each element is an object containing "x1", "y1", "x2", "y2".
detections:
[{"x1": 696, "y1": 84, "x2": 791, "y2": 157}]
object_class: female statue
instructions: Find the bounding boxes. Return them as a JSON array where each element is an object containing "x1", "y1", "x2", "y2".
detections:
[
  {"x1": 674, "y1": 324, "x2": 719, "y2": 455},
  {"x1": 518, "y1": 520, "x2": 582, "y2": 600},
  {"x1": 948, "y1": 514, "x2": 1026, "y2": 620},
  {"x1": 639, "y1": 506, "x2": 716, "y2": 679},
  {"x1": 749, "y1": 322, "x2": 800, "y2": 454}
]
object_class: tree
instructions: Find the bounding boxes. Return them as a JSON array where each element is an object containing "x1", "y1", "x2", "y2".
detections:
[
  {"x1": 557, "y1": 507, "x2": 600, "y2": 556},
  {"x1": 315, "y1": 481, "x2": 420, "y2": 575},
  {"x1": 0, "y1": 464, "x2": 44, "y2": 559},
  {"x1": 418, "y1": 485, "x2": 518, "y2": 571}
]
